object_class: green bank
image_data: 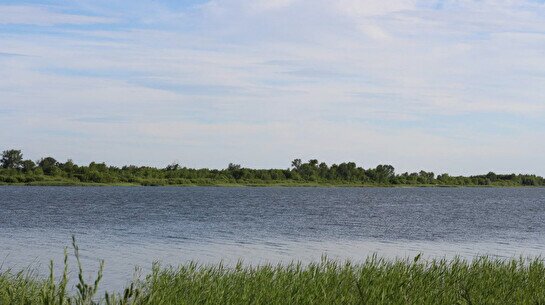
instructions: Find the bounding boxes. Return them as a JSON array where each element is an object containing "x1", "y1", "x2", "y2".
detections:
[{"x1": 1, "y1": 149, "x2": 544, "y2": 187}]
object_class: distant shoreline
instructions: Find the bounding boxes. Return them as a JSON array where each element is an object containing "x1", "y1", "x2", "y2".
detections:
[
  {"x1": 2, "y1": 149, "x2": 544, "y2": 187},
  {"x1": 1, "y1": 180, "x2": 543, "y2": 188}
]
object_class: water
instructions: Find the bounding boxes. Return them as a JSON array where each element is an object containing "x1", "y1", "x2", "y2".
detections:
[{"x1": 1, "y1": 186, "x2": 545, "y2": 290}]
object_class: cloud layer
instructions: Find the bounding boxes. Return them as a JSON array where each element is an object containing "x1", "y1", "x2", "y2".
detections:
[{"x1": 1, "y1": 1, "x2": 545, "y2": 174}]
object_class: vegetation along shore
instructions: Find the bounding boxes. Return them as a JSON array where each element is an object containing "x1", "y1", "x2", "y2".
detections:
[
  {"x1": 2, "y1": 239, "x2": 545, "y2": 305},
  {"x1": 1, "y1": 149, "x2": 543, "y2": 187}
]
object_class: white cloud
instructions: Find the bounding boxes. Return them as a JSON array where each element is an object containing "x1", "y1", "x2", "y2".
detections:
[
  {"x1": 358, "y1": 23, "x2": 391, "y2": 40},
  {"x1": 334, "y1": 0, "x2": 416, "y2": 17},
  {"x1": 0, "y1": 5, "x2": 115, "y2": 25},
  {"x1": 249, "y1": 0, "x2": 295, "y2": 12}
]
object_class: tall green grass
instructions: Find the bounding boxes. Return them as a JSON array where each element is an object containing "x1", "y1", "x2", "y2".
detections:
[{"x1": 1, "y1": 239, "x2": 545, "y2": 304}]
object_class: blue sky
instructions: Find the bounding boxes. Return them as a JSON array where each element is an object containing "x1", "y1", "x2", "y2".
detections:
[{"x1": 1, "y1": 0, "x2": 545, "y2": 175}]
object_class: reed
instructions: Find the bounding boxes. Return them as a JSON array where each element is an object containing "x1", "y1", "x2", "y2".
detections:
[{"x1": 1, "y1": 242, "x2": 545, "y2": 304}]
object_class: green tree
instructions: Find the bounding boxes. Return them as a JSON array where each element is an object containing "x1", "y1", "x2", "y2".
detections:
[
  {"x1": 522, "y1": 176, "x2": 537, "y2": 186},
  {"x1": 21, "y1": 159, "x2": 36, "y2": 173},
  {"x1": 59, "y1": 159, "x2": 77, "y2": 175},
  {"x1": 373, "y1": 165, "x2": 395, "y2": 183},
  {"x1": 486, "y1": 172, "x2": 498, "y2": 182},
  {"x1": 227, "y1": 163, "x2": 243, "y2": 180},
  {"x1": 166, "y1": 163, "x2": 180, "y2": 171},
  {"x1": 291, "y1": 159, "x2": 302, "y2": 171},
  {"x1": 337, "y1": 162, "x2": 357, "y2": 180},
  {"x1": 38, "y1": 157, "x2": 58, "y2": 176},
  {"x1": 227, "y1": 163, "x2": 241, "y2": 171},
  {"x1": 1, "y1": 149, "x2": 23, "y2": 169},
  {"x1": 437, "y1": 173, "x2": 451, "y2": 184},
  {"x1": 318, "y1": 162, "x2": 329, "y2": 178}
]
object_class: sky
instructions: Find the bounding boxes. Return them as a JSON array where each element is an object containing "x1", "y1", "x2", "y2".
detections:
[{"x1": 1, "y1": 0, "x2": 545, "y2": 175}]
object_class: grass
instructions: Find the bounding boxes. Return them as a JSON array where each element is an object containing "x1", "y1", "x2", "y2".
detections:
[{"x1": 2, "y1": 239, "x2": 545, "y2": 304}]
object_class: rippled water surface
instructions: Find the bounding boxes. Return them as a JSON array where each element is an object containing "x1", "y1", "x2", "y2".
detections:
[{"x1": 1, "y1": 186, "x2": 545, "y2": 289}]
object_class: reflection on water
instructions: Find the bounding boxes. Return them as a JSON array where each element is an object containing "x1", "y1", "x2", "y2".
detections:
[{"x1": 1, "y1": 186, "x2": 545, "y2": 290}]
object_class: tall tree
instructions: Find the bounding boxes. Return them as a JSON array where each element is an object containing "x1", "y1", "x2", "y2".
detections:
[
  {"x1": 1, "y1": 149, "x2": 23, "y2": 169},
  {"x1": 374, "y1": 164, "x2": 395, "y2": 183},
  {"x1": 21, "y1": 160, "x2": 36, "y2": 173},
  {"x1": 38, "y1": 157, "x2": 58, "y2": 175},
  {"x1": 291, "y1": 159, "x2": 302, "y2": 171}
]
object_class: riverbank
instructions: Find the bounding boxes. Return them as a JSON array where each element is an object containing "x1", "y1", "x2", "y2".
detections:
[
  {"x1": 2, "y1": 253, "x2": 544, "y2": 304},
  {"x1": 0, "y1": 177, "x2": 539, "y2": 187},
  {"x1": 2, "y1": 150, "x2": 544, "y2": 187}
]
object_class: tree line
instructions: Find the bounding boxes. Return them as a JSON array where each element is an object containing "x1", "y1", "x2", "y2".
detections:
[{"x1": 1, "y1": 149, "x2": 543, "y2": 186}]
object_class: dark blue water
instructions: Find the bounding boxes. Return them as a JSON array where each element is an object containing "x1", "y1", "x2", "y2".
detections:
[{"x1": 1, "y1": 186, "x2": 545, "y2": 289}]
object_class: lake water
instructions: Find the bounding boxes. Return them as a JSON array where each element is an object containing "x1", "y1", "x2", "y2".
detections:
[{"x1": 1, "y1": 186, "x2": 545, "y2": 290}]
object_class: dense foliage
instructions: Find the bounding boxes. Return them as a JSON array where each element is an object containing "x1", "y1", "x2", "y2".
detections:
[
  {"x1": 1, "y1": 149, "x2": 543, "y2": 186},
  {"x1": 3, "y1": 244, "x2": 545, "y2": 305}
]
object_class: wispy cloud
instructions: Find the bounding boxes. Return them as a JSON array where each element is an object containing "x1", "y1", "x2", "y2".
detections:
[
  {"x1": 0, "y1": 5, "x2": 115, "y2": 25},
  {"x1": 0, "y1": 51, "x2": 30, "y2": 57}
]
